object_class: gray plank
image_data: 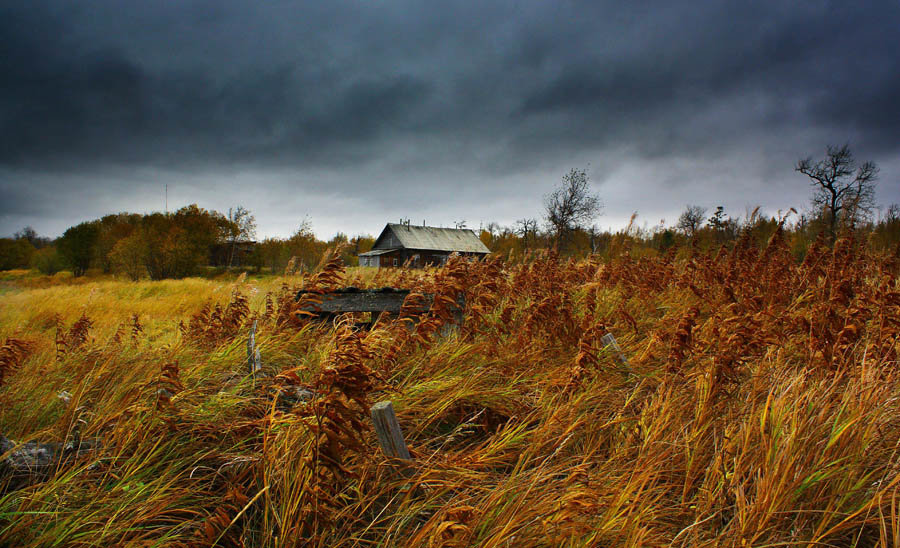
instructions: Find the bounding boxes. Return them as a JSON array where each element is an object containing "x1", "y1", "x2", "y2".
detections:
[
  {"x1": 296, "y1": 290, "x2": 465, "y2": 337},
  {"x1": 298, "y1": 292, "x2": 433, "y2": 314}
]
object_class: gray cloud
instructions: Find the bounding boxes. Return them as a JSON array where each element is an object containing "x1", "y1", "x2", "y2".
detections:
[{"x1": 2, "y1": 0, "x2": 899, "y2": 237}]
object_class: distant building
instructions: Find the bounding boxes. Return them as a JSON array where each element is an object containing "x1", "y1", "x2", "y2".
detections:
[
  {"x1": 209, "y1": 241, "x2": 257, "y2": 267},
  {"x1": 358, "y1": 222, "x2": 490, "y2": 267}
]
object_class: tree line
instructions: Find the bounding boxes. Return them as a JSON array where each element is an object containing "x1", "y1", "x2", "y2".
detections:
[
  {"x1": 476, "y1": 143, "x2": 896, "y2": 259},
  {"x1": 1, "y1": 144, "x2": 896, "y2": 277},
  {"x1": 0, "y1": 205, "x2": 373, "y2": 279}
]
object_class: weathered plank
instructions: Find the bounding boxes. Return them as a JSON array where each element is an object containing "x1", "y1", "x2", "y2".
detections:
[
  {"x1": 297, "y1": 289, "x2": 464, "y2": 316},
  {"x1": 298, "y1": 291, "x2": 431, "y2": 314},
  {"x1": 370, "y1": 401, "x2": 411, "y2": 460}
]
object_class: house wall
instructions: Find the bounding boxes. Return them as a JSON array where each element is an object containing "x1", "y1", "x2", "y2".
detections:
[
  {"x1": 387, "y1": 250, "x2": 487, "y2": 268},
  {"x1": 361, "y1": 249, "x2": 489, "y2": 268},
  {"x1": 379, "y1": 249, "x2": 405, "y2": 267}
]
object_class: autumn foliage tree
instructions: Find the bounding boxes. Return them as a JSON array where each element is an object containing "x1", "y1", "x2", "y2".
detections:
[
  {"x1": 109, "y1": 233, "x2": 148, "y2": 281},
  {"x1": 103, "y1": 206, "x2": 230, "y2": 279},
  {"x1": 0, "y1": 238, "x2": 35, "y2": 270},
  {"x1": 224, "y1": 205, "x2": 257, "y2": 267},
  {"x1": 138, "y1": 206, "x2": 232, "y2": 279},
  {"x1": 93, "y1": 214, "x2": 142, "y2": 273},
  {"x1": 57, "y1": 221, "x2": 100, "y2": 276}
]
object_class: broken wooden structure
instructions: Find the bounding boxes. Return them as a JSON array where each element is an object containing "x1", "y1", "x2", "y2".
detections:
[{"x1": 295, "y1": 287, "x2": 464, "y2": 330}]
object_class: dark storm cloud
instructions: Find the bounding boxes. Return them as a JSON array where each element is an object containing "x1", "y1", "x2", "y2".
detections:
[
  {"x1": 0, "y1": 3, "x2": 434, "y2": 168},
  {"x1": 514, "y1": 2, "x2": 900, "y2": 154},
  {"x1": 2, "y1": 0, "x2": 899, "y2": 237}
]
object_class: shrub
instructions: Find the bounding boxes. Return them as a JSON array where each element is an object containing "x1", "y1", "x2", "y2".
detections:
[
  {"x1": 30, "y1": 246, "x2": 65, "y2": 275},
  {"x1": 0, "y1": 238, "x2": 35, "y2": 270}
]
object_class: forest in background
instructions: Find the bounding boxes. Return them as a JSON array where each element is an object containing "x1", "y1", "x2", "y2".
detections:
[
  {"x1": 2, "y1": 201, "x2": 899, "y2": 280},
  {"x1": 2, "y1": 145, "x2": 898, "y2": 278}
]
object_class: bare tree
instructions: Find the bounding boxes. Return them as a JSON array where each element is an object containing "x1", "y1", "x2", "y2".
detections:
[
  {"x1": 544, "y1": 168, "x2": 602, "y2": 252},
  {"x1": 515, "y1": 218, "x2": 539, "y2": 249},
  {"x1": 226, "y1": 205, "x2": 257, "y2": 267},
  {"x1": 676, "y1": 205, "x2": 707, "y2": 238},
  {"x1": 14, "y1": 226, "x2": 50, "y2": 248},
  {"x1": 484, "y1": 221, "x2": 500, "y2": 237},
  {"x1": 886, "y1": 203, "x2": 900, "y2": 224},
  {"x1": 796, "y1": 144, "x2": 879, "y2": 240}
]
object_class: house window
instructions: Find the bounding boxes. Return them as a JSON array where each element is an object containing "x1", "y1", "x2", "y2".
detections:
[{"x1": 393, "y1": 258, "x2": 398, "y2": 266}]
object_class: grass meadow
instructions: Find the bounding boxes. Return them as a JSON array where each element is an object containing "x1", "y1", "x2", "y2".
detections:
[{"x1": 2, "y1": 230, "x2": 900, "y2": 547}]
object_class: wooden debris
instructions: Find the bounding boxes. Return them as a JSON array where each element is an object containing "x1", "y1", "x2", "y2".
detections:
[
  {"x1": 1, "y1": 433, "x2": 97, "y2": 491},
  {"x1": 270, "y1": 386, "x2": 316, "y2": 411}
]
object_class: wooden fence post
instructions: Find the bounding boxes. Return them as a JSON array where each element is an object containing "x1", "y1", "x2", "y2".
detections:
[
  {"x1": 247, "y1": 320, "x2": 261, "y2": 376},
  {"x1": 370, "y1": 401, "x2": 411, "y2": 460},
  {"x1": 601, "y1": 332, "x2": 632, "y2": 374}
]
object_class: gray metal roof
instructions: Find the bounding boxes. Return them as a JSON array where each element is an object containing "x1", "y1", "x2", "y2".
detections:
[
  {"x1": 358, "y1": 249, "x2": 393, "y2": 257},
  {"x1": 373, "y1": 223, "x2": 490, "y2": 254}
]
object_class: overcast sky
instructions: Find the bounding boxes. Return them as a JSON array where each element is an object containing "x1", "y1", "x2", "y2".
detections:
[{"x1": 2, "y1": 0, "x2": 898, "y2": 239}]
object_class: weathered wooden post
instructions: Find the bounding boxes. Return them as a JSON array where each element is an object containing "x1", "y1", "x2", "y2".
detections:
[
  {"x1": 601, "y1": 332, "x2": 632, "y2": 374},
  {"x1": 370, "y1": 401, "x2": 411, "y2": 460},
  {"x1": 247, "y1": 320, "x2": 261, "y2": 376}
]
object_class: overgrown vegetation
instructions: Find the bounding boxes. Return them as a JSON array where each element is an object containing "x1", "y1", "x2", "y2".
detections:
[{"x1": 1, "y1": 228, "x2": 899, "y2": 546}]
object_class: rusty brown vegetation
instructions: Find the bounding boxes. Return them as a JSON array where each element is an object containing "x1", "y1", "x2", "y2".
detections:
[{"x1": 1, "y1": 234, "x2": 900, "y2": 546}]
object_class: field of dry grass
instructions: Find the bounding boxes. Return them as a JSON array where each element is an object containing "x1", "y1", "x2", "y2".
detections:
[{"x1": 2, "y1": 229, "x2": 900, "y2": 547}]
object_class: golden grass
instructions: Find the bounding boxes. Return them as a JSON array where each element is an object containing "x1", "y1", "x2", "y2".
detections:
[{"x1": 2, "y1": 232, "x2": 900, "y2": 547}]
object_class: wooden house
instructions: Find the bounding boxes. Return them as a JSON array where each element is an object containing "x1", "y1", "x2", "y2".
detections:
[{"x1": 358, "y1": 222, "x2": 490, "y2": 267}]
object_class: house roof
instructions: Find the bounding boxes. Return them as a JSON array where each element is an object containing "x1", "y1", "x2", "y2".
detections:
[
  {"x1": 373, "y1": 223, "x2": 490, "y2": 254},
  {"x1": 358, "y1": 249, "x2": 393, "y2": 257}
]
